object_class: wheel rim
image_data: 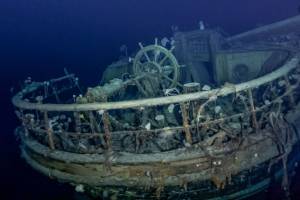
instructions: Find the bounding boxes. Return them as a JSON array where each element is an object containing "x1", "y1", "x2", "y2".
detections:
[{"x1": 133, "y1": 44, "x2": 180, "y2": 88}]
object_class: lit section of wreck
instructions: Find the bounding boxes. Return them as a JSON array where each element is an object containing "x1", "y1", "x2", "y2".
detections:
[{"x1": 12, "y1": 16, "x2": 300, "y2": 199}]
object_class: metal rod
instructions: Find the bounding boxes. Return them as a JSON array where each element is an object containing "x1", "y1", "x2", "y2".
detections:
[
  {"x1": 49, "y1": 74, "x2": 75, "y2": 83},
  {"x1": 64, "y1": 68, "x2": 82, "y2": 93},
  {"x1": 51, "y1": 86, "x2": 61, "y2": 103},
  {"x1": 64, "y1": 68, "x2": 73, "y2": 86}
]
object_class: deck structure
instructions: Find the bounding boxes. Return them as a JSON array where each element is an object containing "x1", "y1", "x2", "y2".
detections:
[{"x1": 12, "y1": 16, "x2": 300, "y2": 199}]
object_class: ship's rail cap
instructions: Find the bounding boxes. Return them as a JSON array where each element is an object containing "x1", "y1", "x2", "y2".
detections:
[
  {"x1": 228, "y1": 15, "x2": 300, "y2": 42},
  {"x1": 12, "y1": 53, "x2": 300, "y2": 112}
]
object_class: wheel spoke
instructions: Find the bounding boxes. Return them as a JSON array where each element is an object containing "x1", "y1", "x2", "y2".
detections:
[
  {"x1": 154, "y1": 50, "x2": 161, "y2": 62},
  {"x1": 162, "y1": 74, "x2": 173, "y2": 83},
  {"x1": 159, "y1": 54, "x2": 169, "y2": 65},
  {"x1": 135, "y1": 61, "x2": 143, "y2": 73},
  {"x1": 139, "y1": 42, "x2": 151, "y2": 62},
  {"x1": 170, "y1": 46, "x2": 175, "y2": 52},
  {"x1": 133, "y1": 43, "x2": 180, "y2": 89},
  {"x1": 163, "y1": 75, "x2": 183, "y2": 88},
  {"x1": 143, "y1": 51, "x2": 151, "y2": 62},
  {"x1": 162, "y1": 65, "x2": 174, "y2": 74}
]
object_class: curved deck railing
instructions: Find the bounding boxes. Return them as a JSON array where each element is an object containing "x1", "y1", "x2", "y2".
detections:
[{"x1": 12, "y1": 51, "x2": 300, "y2": 154}]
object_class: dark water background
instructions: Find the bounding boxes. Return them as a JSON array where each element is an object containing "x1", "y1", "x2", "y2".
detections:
[{"x1": 0, "y1": 0, "x2": 300, "y2": 199}]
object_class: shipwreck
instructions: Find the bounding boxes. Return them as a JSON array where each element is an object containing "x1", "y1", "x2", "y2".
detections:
[{"x1": 12, "y1": 16, "x2": 300, "y2": 199}]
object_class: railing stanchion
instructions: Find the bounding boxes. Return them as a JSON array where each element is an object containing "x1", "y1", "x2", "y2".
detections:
[
  {"x1": 103, "y1": 111, "x2": 112, "y2": 151},
  {"x1": 103, "y1": 111, "x2": 113, "y2": 172},
  {"x1": 284, "y1": 75, "x2": 295, "y2": 107},
  {"x1": 44, "y1": 111, "x2": 55, "y2": 150},
  {"x1": 180, "y1": 103, "x2": 193, "y2": 145},
  {"x1": 89, "y1": 111, "x2": 96, "y2": 133},
  {"x1": 73, "y1": 112, "x2": 81, "y2": 133},
  {"x1": 247, "y1": 89, "x2": 258, "y2": 131}
]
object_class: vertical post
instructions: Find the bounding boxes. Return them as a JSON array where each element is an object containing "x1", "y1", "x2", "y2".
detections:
[
  {"x1": 134, "y1": 79, "x2": 148, "y2": 97},
  {"x1": 183, "y1": 83, "x2": 201, "y2": 119},
  {"x1": 19, "y1": 109, "x2": 29, "y2": 137},
  {"x1": 284, "y1": 75, "x2": 295, "y2": 107},
  {"x1": 247, "y1": 89, "x2": 258, "y2": 131},
  {"x1": 88, "y1": 111, "x2": 96, "y2": 133},
  {"x1": 44, "y1": 111, "x2": 55, "y2": 150},
  {"x1": 73, "y1": 112, "x2": 81, "y2": 133},
  {"x1": 103, "y1": 111, "x2": 112, "y2": 151},
  {"x1": 102, "y1": 111, "x2": 113, "y2": 172},
  {"x1": 44, "y1": 82, "x2": 49, "y2": 99},
  {"x1": 180, "y1": 103, "x2": 193, "y2": 145}
]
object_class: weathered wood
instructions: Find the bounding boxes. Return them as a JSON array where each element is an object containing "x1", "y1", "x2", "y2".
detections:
[
  {"x1": 284, "y1": 75, "x2": 295, "y2": 107},
  {"x1": 25, "y1": 81, "x2": 299, "y2": 155},
  {"x1": 180, "y1": 103, "x2": 193, "y2": 144},
  {"x1": 20, "y1": 131, "x2": 289, "y2": 187},
  {"x1": 247, "y1": 89, "x2": 258, "y2": 131},
  {"x1": 73, "y1": 112, "x2": 81, "y2": 133},
  {"x1": 43, "y1": 111, "x2": 55, "y2": 150},
  {"x1": 103, "y1": 111, "x2": 112, "y2": 151},
  {"x1": 88, "y1": 111, "x2": 96, "y2": 133},
  {"x1": 12, "y1": 56, "x2": 299, "y2": 112},
  {"x1": 183, "y1": 82, "x2": 200, "y2": 93},
  {"x1": 228, "y1": 15, "x2": 300, "y2": 43}
]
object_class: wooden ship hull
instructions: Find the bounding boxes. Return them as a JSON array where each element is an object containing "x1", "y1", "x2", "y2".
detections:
[
  {"x1": 12, "y1": 16, "x2": 300, "y2": 199},
  {"x1": 17, "y1": 124, "x2": 300, "y2": 199}
]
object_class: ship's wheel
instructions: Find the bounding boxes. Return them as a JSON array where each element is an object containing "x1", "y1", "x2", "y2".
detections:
[{"x1": 133, "y1": 39, "x2": 180, "y2": 89}]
